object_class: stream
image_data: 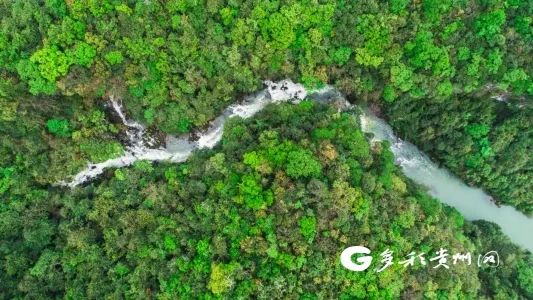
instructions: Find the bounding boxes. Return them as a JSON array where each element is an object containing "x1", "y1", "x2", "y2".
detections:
[
  {"x1": 359, "y1": 108, "x2": 533, "y2": 252},
  {"x1": 61, "y1": 80, "x2": 533, "y2": 252}
]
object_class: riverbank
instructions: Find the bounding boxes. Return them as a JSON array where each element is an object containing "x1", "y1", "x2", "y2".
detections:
[{"x1": 61, "y1": 80, "x2": 532, "y2": 252}]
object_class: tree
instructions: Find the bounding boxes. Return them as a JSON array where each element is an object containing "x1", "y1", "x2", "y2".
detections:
[
  {"x1": 390, "y1": 64, "x2": 414, "y2": 92},
  {"x1": 30, "y1": 45, "x2": 71, "y2": 82},
  {"x1": 105, "y1": 51, "x2": 124, "y2": 65},
  {"x1": 70, "y1": 42, "x2": 96, "y2": 67},
  {"x1": 237, "y1": 174, "x2": 273, "y2": 210},
  {"x1": 208, "y1": 263, "x2": 240, "y2": 295},
  {"x1": 46, "y1": 118, "x2": 70, "y2": 137},
  {"x1": 331, "y1": 47, "x2": 352, "y2": 66},
  {"x1": 285, "y1": 149, "x2": 322, "y2": 179},
  {"x1": 298, "y1": 215, "x2": 317, "y2": 242},
  {"x1": 0, "y1": 167, "x2": 14, "y2": 195},
  {"x1": 474, "y1": 9, "x2": 506, "y2": 43}
]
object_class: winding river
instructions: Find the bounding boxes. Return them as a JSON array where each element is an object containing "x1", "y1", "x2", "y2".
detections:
[
  {"x1": 359, "y1": 106, "x2": 533, "y2": 252},
  {"x1": 61, "y1": 80, "x2": 533, "y2": 252}
]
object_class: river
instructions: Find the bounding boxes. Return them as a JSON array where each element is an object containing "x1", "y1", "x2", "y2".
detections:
[
  {"x1": 358, "y1": 106, "x2": 533, "y2": 252},
  {"x1": 61, "y1": 80, "x2": 533, "y2": 252}
]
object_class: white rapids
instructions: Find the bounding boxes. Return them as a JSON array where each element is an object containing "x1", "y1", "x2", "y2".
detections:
[
  {"x1": 60, "y1": 80, "x2": 310, "y2": 188},
  {"x1": 359, "y1": 109, "x2": 533, "y2": 252},
  {"x1": 60, "y1": 79, "x2": 532, "y2": 252}
]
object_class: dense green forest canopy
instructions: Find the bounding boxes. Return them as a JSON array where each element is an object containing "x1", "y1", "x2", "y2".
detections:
[
  {"x1": 1, "y1": 0, "x2": 531, "y2": 212},
  {"x1": 0, "y1": 0, "x2": 532, "y2": 298},
  {"x1": 1, "y1": 102, "x2": 531, "y2": 298},
  {"x1": 386, "y1": 94, "x2": 533, "y2": 214}
]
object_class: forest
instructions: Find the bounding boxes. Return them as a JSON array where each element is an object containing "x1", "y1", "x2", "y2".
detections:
[
  {"x1": 0, "y1": 0, "x2": 531, "y2": 298},
  {"x1": 1, "y1": 0, "x2": 531, "y2": 213},
  {"x1": 1, "y1": 102, "x2": 532, "y2": 298}
]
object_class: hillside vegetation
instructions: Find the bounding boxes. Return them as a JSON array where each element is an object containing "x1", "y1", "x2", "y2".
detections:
[{"x1": 1, "y1": 102, "x2": 531, "y2": 298}]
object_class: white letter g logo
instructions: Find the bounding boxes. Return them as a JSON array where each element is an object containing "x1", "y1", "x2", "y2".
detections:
[{"x1": 340, "y1": 246, "x2": 372, "y2": 271}]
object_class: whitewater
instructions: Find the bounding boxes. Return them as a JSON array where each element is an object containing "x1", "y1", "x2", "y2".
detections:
[{"x1": 60, "y1": 80, "x2": 533, "y2": 251}]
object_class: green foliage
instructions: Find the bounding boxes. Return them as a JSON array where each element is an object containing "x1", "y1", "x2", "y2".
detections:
[
  {"x1": 263, "y1": 12, "x2": 295, "y2": 50},
  {"x1": 163, "y1": 235, "x2": 177, "y2": 252},
  {"x1": 383, "y1": 85, "x2": 397, "y2": 102},
  {"x1": 30, "y1": 45, "x2": 71, "y2": 82},
  {"x1": 285, "y1": 149, "x2": 322, "y2": 179},
  {"x1": 355, "y1": 48, "x2": 384, "y2": 68},
  {"x1": 389, "y1": 0, "x2": 410, "y2": 14},
  {"x1": 243, "y1": 151, "x2": 265, "y2": 170},
  {"x1": 1, "y1": 0, "x2": 529, "y2": 134},
  {"x1": 157, "y1": 103, "x2": 191, "y2": 133},
  {"x1": 466, "y1": 123, "x2": 490, "y2": 139},
  {"x1": 457, "y1": 47, "x2": 471, "y2": 61},
  {"x1": 298, "y1": 215, "x2": 317, "y2": 241},
  {"x1": 331, "y1": 47, "x2": 353, "y2": 66},
  {"x1": 436, "y1": 80, "x2": 453, "y2": 97},
  {"x1": 387, "y1": 95, "x2": 531, "y2": 214},
  {"x1": 441, "y1": 21, "x2": 461, "y2": 40},
  {"x1": 114, "y1": 169, "x2": 125, "y2": 181},
  {"x1": 46, "y1": 118, "x2": 70, "y2": 137},
  {"x1": 514, "y1": 16, "x2": 532, "y2": 38},
  {"x1": 466, "y1": 221, "x2": 532, "y2": 299},
  {"x1": 0, "y1": 98, "x2": 19, "y2": 121},
  {"x1": 502, "y1": 68, "x2": 531, "y2": 95},
  {"x1": 466, "y1": 124, "x2": 493, "y2": 158},
  {"x1": 0, "y1": 1, "x2": 532, "y2": 298},
  {"x1": 114, "y1": 263, "x2": 129, "y2": 277},
  {"x1": 79, "y1": 141, "x2": 123, "y2": 162},
  {"x1": 237, "y1": 174, "x2": 273, "y2": 210},
  {"x1": 516, "y1": 260, "x2": 533, "y2": 296},
  {"x1": 44, "y1": 0, "x2": 67, "y2": 18},
  {"x1": 354, "y1": 14, "x2": 391, "y2": 68},
  {"x1": 390, "y1": 64, "x2": 414, "y2": 92},
  {"x1": 474, "y1": 9, "x2": 506, "y2": 42},
  {"x1": 208, "y1": 263, "x2": 239, "y2": 295},
  {"x1": 404, "y1": 31, "x2": 453, "y2": 78},
  {"x1": 104, "y1": 51, "x2": 124, "y2": 65},
  {"x1": 0, "y1": 101, "x2": 531, "y2": 299},
  {"x1": 29, "y1": 250, "x2": 60, "y2": 278},
  {"x1": 16, "y1": 59, "x2": 57, "y2": 95},
  {"x1": 486, "y1": 49, "x2": 502, "y2": 74},
  {"x1": 312, "y1": 127, "x2": 336, "y2": 140},
  {"x1": 422, "y1": 0, "x2": 453, "y2": 23},
  {"x1": 47, "y1": 16, "x2": 85, "y2": 47},
  {"x1": 0, "y1": 167, "x2": 14, "y2": 195},
  {"x1": 70, "y1": 42, "x2": 96, "y2": 67}
]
